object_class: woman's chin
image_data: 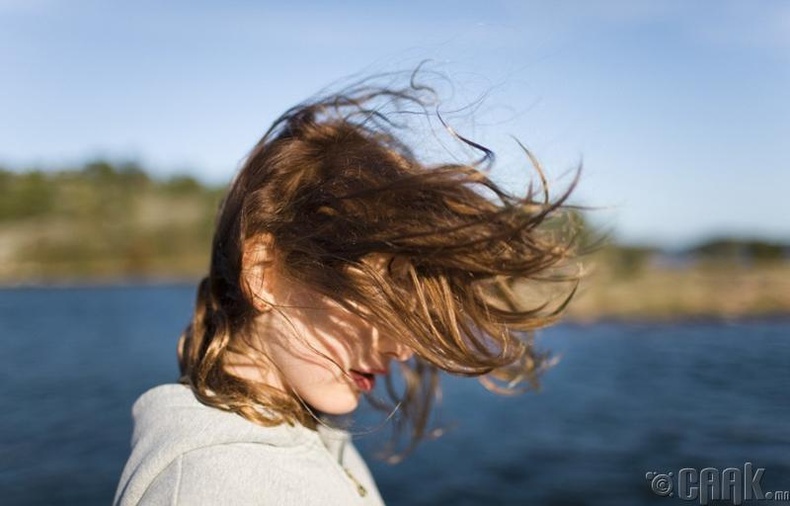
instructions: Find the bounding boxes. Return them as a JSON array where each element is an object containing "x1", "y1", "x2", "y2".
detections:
[{"x1": 307, "y1": 394, "x2": 361, "y2": 416}]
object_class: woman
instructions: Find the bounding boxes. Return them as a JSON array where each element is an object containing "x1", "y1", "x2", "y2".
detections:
[{"x1": 114, "y1": 75, "x2": 580, "y2": 505}]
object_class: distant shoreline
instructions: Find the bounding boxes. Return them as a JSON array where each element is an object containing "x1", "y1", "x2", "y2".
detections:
[{"x1": 3, "y1": 162, "x2": 788, "y2": 325}]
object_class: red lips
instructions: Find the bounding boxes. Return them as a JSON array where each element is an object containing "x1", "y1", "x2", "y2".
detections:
[{"x1": 350, "y1": 369, "x2": 386, "y2": 392}]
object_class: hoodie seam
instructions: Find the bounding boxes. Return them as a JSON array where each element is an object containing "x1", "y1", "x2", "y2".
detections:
[
  {"x1": 313, "y1": 437, "x2": 369, "y2": 499},
  {"x1": 171, "y1": 454, "x2": 182, "y2": 506}
]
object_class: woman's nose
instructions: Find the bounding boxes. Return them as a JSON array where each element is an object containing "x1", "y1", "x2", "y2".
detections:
[
  {"x1": 378, "y1": 332, "x2": 414, "y2": 362},
  {"x1": 390, "y1": 341, "x2": 414, "y2": 362}
]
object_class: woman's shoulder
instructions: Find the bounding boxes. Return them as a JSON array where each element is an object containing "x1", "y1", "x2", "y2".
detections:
[
  {"x1": 136, "y1": 442, "x2": 378, "y2": 505},
  {"x1": 115, "y1": 384, "x2": 381, "y2": 505},
  {"x1": 130, "y1": 383, "x2": 318, "y2": 450}
]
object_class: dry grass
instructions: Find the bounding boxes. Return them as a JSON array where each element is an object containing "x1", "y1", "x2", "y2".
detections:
[
  {"x1": 566, "y1": 258, "x2": 790, "y2": 322},
  {"x1": 2, "y1": 215, "x2": 788, "y2": 323}
]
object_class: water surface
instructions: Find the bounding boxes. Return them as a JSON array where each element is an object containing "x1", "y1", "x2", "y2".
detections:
[{"x1": 0, "y1": 286, "x2": 787, "y2": 505}]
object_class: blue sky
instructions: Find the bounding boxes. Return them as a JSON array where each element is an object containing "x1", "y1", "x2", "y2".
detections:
[{"x1": 1, "y1": 0, "x2": 788, "y2": 247}]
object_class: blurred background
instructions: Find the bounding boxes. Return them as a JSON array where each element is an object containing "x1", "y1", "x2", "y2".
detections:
[{"x1": 1, "y1": 1, "x2": 788, "y2": 505}]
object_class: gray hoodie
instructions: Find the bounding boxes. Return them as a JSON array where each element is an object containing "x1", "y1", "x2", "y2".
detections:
[{"x1": 114, "y1": 384, "x2": 386, "y2": 505}]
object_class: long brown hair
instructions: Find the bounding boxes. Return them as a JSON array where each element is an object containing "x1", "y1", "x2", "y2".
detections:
[{"x1": 178, "y1": 73, "x2": 582, "y2": 458}]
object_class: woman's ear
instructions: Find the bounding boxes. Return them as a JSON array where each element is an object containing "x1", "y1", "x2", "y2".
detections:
[{"x1": 241, "y1": 233, "x2": 277, "y2": 312}]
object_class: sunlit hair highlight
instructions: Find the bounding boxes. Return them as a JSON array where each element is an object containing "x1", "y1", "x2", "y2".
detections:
[{"x1": 178, "y1": 73, "x2": 583, "y2": 458}]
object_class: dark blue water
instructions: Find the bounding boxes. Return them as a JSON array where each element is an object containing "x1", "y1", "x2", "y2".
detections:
[{"x1": 1, "y1": 285, "x2": 788, "y2": 505}]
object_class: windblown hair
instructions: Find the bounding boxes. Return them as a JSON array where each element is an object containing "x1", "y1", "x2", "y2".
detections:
[{"x1": 178, "y1": 75, "x2": 582, "y2": 458}]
